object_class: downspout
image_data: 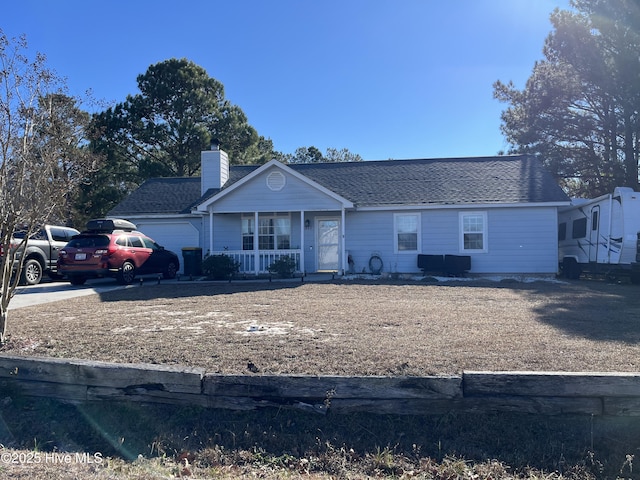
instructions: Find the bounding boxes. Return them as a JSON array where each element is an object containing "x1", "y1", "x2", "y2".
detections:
[
  {"x1": 341, "y1": 207, "x2": 346, "y2": 275},
  {"x1": 300, "y1": 211, "x2": 305, "y2": 275}
]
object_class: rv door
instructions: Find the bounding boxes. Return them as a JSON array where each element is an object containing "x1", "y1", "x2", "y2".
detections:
[{"x1": 589, "y1": 205, "x2": 600, "y2": 263}]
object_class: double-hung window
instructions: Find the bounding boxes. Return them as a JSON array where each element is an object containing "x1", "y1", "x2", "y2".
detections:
[
  {"x1": 242, "y1": 218, "x2": 254, "y2": 250},
  {"x1": 394, "y1": 213, "x2": 420, "y2": 253},
  {"x1": 459, "y1": 212, "x2": 487, "y2": 252},
  {"x1": 242, "y1": 214, "x2": 291, "y2": 250}
]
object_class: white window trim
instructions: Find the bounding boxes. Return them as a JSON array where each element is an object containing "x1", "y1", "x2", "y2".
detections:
[
  {"x1": 241, "y1": 213, "x2": 292, "y2": 251},
  {"x1": 459, "y1": 211, "x2": 488, "y2": 253},
  {"x1": 393, "y1": 213, "x2": 421, "y2": 253}
]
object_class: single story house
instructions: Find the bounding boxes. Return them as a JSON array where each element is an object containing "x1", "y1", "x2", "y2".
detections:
[{"x1": 107, "y1": 146, "x2": 570, "y2": 276}]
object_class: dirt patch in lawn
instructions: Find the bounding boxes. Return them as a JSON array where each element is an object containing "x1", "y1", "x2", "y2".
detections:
[{"x1": 3, "y1": 278, "x2": 640, "y2": 375}]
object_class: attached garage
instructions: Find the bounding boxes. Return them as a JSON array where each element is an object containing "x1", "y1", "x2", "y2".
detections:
[{"x1": 134, "y1": 221, "x2": 200, "y2": 273}]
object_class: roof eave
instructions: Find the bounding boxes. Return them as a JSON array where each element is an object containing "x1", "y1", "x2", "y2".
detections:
[{"x1": 356, "y1": 200, "x2": 571, "y2": 211}]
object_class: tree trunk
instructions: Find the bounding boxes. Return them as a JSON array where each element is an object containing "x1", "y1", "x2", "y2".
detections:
[
  {"x1": 0, "y1": 309, "x2": 7, "y2": 345},
  {"x1": 623, "y1": 107, "x2": 639, "y2": 190}
]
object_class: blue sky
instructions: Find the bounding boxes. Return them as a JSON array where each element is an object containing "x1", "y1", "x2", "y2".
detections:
[{"x1": 5, "y1": 0, "x2": 569, "y2": 161}]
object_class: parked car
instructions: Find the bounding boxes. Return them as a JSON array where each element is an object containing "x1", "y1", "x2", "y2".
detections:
[
  {"x1": 1, "y1": 225, "x2": 80, "y2": 285},
  {"x1": 57, "y1": 219, "x2": 180, "y2": 285}
]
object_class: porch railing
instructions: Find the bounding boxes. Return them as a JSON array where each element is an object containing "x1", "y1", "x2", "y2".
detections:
[{"x1": 209, "y1": 249, "x2": 301, "y2": 274}]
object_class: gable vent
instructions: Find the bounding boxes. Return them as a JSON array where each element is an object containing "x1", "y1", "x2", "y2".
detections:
[{"x1": 266, "y1": 171, "x2": 286, "y2": 191}]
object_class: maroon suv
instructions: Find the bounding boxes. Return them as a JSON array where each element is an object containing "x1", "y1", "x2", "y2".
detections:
[{"x1": 58, "y1": 219, "x2": 180, "y2": 285}]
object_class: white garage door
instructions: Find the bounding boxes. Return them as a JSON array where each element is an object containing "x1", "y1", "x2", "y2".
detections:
[{"x1": 135, "y1": 221, "x2": 200, "y2": 272}]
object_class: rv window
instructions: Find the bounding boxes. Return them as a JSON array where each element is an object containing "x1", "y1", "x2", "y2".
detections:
[
  {"x1": 558, "y1": 223, "x2": 566, "y2": 241},
  {"x1": 592, "y1": 211, "x2": 598, "y2": 230},
  {"x1": 572, "y1": 218, "x2": 587, "y2": 239}
]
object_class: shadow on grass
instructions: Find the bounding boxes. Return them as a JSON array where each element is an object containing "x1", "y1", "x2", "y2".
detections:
[
  {"x1": 96, "y1": 278, "x2": 313, "y2": 303},
  {"x1": 519, "y1": 279, "x2": 640, "y2": 344},
  {"x1": 431, "y1": 277, "x2": 640, "y2": 344},
  {"x1": 97, "y1": 277, "x2": 640, "y2": 344}
]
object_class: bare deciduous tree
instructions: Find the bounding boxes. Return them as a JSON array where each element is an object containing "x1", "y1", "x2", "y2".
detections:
[{"x1": 0, "y1": 30, "x2": 98, "y2": 344}]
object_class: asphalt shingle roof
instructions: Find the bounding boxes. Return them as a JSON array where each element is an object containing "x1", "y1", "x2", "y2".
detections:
[
  {"x1": 108, "y1": 177, "x2": 202, "y2": 216},
  {"x1": 108, "y1": 155, "x2": 569, "y2": 216}
]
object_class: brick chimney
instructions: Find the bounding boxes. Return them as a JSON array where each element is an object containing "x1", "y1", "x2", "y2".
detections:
[{"x1": 201, "y1": 141, "x2": 229, "y2": 195}]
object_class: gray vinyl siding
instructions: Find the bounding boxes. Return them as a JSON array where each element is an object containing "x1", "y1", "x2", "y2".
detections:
[
  {"x1": 345, "y1": 211, "x2": 394, "y2": 274},
  {"x1": 345, "y1": 206, "x2": 559, "y2": 275},
  {"x1": 480, "y1": 207, "x2": 558, "y2": 274},
  {"x1": 206, "y1": 205, "x2": 558, "y2": 275},
  {"x1": 211, "y1": 167, "x2": 344, "y2": 213},
  {"x1": 209, "y1": 214, "x2": 239, "y2": 252}
]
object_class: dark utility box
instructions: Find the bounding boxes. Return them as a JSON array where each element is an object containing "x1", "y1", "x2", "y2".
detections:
[
  {"x1": 417, "y1": 254, "x2": 445, "y2": 272},
  {"x1": 418, "y1": 254, "x2": 471, "y2": 276}
]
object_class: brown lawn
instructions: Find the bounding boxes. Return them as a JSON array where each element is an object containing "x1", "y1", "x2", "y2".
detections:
[{"x1": 3, "y1": 278, "x2": 640, "y2": 375}]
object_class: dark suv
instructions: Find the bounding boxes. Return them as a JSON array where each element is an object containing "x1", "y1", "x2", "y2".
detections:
[{"x1": 57, "y1": 219, "x2": 180, "y2": 285}]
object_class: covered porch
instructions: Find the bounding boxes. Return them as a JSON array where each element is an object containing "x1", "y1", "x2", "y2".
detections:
[
  {"x1": 195, "y1": 158, "x2": 356, "y2": 275},
  {"x1": 207, "y1": 210, "x2": 346, "y2": 275}
]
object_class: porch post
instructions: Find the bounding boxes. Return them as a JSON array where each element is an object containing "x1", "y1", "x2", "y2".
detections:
[
  {"x1": 300, "y1": 210, "x2": 305, "y2": 275},
  {"x1": 253, "y1": 211, "x2": 259, "y2": 275},
  {"x1": 208, "y1": 211, "x2": 214, "y2": 255},
  {"x1": 341, "y1": 207, "x2": 346, "y2": 275}
]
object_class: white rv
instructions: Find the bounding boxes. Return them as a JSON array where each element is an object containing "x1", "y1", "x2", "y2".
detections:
[{"x1": 558, "y1": 187, "x2": 640, "y2": 283}]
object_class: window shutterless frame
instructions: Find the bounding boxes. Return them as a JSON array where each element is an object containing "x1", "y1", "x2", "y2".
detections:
[
  {"x1": 393, "y1": 213, "x2": 420, "y2": 253},
  {"x1": 459, "y1": 211, "x2": 488, "y2": 253}
]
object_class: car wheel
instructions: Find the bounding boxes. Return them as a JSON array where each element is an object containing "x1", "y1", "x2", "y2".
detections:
[
  {"x1": 562, "y1": 258, "x2": 581, "y2": 280},
  {"x1": 69, "y1": 276, "x2": 87, "y2": 286},
  {"x1": 118, "y1": 261, "x2": 136, "y2": 285},
  {"x1": 20, "y1": 259, "x2": 43, "y2": 285},
  {"x1": 163, "y1": 261, "x2": 178, "y2": 279}
]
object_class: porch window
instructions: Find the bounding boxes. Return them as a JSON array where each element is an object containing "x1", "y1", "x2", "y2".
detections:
[
  {"x1": 394, "y1": 213, "x2": 420, "y2": 252},
  {"x1": 242, "y1": 218, "x2": 254, "y2": 250},
  {"x1": 460, "y1": 212, "x2": 487, "y2": 252},
  {"x1": 242, "y1": 214, "x2": 291, "y2": 250}
]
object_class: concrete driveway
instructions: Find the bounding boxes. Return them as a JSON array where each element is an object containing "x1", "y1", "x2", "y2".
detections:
[
  {"x1": 8, "y1": 277, "x2": 162, "y2": 310},
  {"x1": 7, "y1": 273, "x2": 338, "y2": 310}
]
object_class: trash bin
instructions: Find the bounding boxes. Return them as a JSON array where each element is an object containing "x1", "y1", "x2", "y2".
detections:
[{"x1": 182, "y1": 247, "x2": 203, "y2": 276}]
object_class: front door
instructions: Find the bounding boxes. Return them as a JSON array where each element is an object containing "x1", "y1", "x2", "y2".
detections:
[{"x1": 317, "y1": 218, "x2": 340, "y2": 271}]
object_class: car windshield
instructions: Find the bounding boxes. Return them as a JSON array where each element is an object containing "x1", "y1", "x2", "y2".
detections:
[{"x1": 65, "y1": 235, "x2": 110, "y2": 249}]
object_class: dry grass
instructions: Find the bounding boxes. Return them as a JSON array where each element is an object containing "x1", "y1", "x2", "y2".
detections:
[
  {"x1": 0, "y1": 449, "x2": 592, "y2": 480},
  {"x1": 2, "y1": 276, "x2": 640, "y2": 480},
  {"x1": 3, "y1": 277, "x2": 640, "y2": 375}
]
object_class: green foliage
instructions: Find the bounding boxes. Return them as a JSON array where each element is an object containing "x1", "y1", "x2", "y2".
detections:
[
  {"x1": 91, "y1": 58, "x2": 260, "y2": 180},
  {"x1": 286, "y1": 146, "x2": 363, "y2": 164},
  {"x1": 267, "y1": 255, "x2": 297, "y2": 278},
  {"x1": 201, "y1": 254, "x2": 240, "y2": 280},
  {"x1": 494, "y1": 0, "x2": 640, "y2": 197},
  {"x1": 233, "y1": 135, "x2": 279, "y2": 165}
]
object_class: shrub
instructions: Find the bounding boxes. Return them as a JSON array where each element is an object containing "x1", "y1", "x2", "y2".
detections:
[
  {"x1": 202, "y1": 254, "x2": 240, "y2": 280},
  {"x1": 268, "y1": 255, "x2": 297, "y2": 278}
]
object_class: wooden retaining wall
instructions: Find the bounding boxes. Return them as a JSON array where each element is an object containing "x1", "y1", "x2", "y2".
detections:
[{"x1": 1, "y1": 355, "x2": 639, "y2": 416}]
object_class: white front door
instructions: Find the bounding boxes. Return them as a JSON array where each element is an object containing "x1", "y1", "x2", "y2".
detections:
[{"x1": 317, "y1": 218, "x2": 340, "y2": 271}]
